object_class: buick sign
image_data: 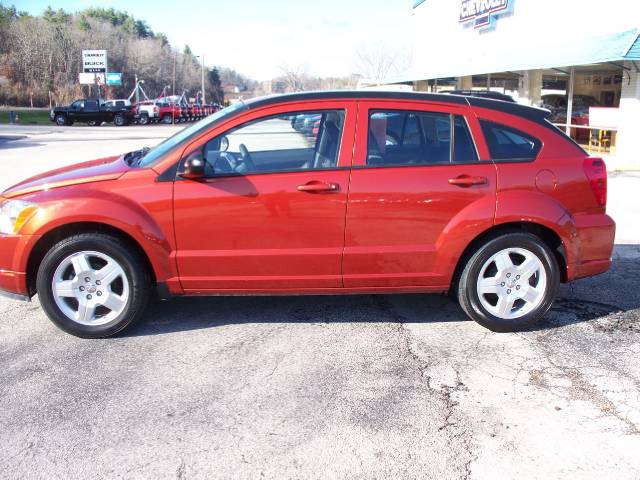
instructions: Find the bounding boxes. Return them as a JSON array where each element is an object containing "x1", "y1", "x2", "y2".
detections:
[
  {"x1": 460, "y1": 0, "x2": 513, "y2": 30},
  {"x1": 82, "y1": 49, "x2": 108, "y2": 73}
]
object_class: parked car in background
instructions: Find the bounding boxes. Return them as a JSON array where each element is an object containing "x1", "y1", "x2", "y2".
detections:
[
  {"x1": 155, "y1": 101, "x2": 181, "y2": 124},
  {"x1": 6, "y1": 91, "x2": 613, "y2": 338},
  {"x1": 444, "y1": 89, "x2": 516, "y2": 103},
  {"x1": 133, "y1": 101, "x2": 160, "y2": 125},
  {"x1": 50, "y1": 98, "x2": 135, "y2": 126}
]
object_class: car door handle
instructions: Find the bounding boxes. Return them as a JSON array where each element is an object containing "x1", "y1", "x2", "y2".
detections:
[
  {"x1": 448, "y1": 175, "x2": 488, "y2": 187},
  {"x1": 297, "y1": 181, "x2": 340, "y2": 193}
]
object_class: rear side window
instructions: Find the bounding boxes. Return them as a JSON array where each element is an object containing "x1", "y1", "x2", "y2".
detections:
[
  {"x1": 367, "y1": 110, "x2": 478, "y2": 166},
  {"x1": 480, "y1": 120, "x2": 541, "y2": 161}
]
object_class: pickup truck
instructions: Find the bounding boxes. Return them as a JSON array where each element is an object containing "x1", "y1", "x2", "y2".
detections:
[{"x1": 49, "y1": 98, "x2": 135, "y2": 127}]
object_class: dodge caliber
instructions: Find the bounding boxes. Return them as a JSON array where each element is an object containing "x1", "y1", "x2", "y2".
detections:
[{"x1": 0, "y1": 91, "x2": 615, "y2": 337}]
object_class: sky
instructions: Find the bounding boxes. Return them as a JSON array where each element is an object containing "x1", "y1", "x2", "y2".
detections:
[{"x1": 12, "y1": 0, "x2": 414, "y2": 80}]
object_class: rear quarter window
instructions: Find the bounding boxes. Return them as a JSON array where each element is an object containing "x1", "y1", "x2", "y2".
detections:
[{"x1": 480, "y1": 120, "x2": 541, "y2": 161}]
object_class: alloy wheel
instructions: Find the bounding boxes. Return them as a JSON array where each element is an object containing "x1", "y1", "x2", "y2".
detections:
[
  {"x1": 476, "y1": 247, "x2": 547, "y2": 320},
  {"x1": 51, "y1": 250, "x2": 130, "y2": 326}
]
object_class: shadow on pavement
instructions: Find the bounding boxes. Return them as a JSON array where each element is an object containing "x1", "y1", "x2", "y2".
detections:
[{"x1": 126, "y1": 244, "x2": 638, "y2": 337}]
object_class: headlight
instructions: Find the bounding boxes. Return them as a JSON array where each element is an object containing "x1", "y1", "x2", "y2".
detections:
[{"x1": 0, "y1": 200, "x2": 38, "y2": 234}]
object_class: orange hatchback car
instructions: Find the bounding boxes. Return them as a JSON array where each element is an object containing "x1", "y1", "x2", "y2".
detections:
[{"x1": 0, "y1": 91, "x2": 614, "y2": 337}]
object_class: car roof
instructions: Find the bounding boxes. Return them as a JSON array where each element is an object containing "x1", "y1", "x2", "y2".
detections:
[{"x1": 243, "y1": 90, "x2": 551, "y2": 125}]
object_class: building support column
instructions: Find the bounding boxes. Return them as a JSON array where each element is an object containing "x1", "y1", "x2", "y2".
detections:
[
  {"x1": 566, "y1": 67, "x2": 575, "y2": 136},
  {"x1": 414, "y1": 80, "x2": 429, "y2": 92},
  {"x1": 615, "y1": 65, "x2": 640, "y2": 166},
  {"x1": 457, "y1": 76, "x2": 473, "y2": 90},
  {"x1": 518, "y1": 69, "x2": 543, "y2": 106}
]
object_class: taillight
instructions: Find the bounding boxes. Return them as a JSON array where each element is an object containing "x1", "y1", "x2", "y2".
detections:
[{"x1": 583, "y1": 157, "x2": 607, "y2": 207}]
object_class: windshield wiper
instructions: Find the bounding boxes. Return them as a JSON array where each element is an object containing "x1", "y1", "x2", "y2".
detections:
[{"x1": 124, "y1": 147, "x2": 150, "y2": 166}]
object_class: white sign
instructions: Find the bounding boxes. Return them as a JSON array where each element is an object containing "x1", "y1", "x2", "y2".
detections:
[
  {"x1": 79, "y1": 72, "x2": 105, "y2": 85},
  {"x1": 82, "y1": 49, "x2": 107, "y2": 73},
  {"x1": 589, "y1": 107, "x2": 620, "y2": 129},
  {"x1": 459, "y1": 0, "x2": 513, "y2": 30}
]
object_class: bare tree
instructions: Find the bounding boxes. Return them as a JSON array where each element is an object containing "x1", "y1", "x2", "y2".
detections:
[
  {"x1": 354, "y1": 42, "x2": 411, "y2": 83},
  {"x1": 278, "y1": 63, "x2": 311, "y2": 92}
]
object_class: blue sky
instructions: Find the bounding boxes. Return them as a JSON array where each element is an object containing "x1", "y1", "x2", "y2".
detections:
[{"x1": 12, "y1": 0, "x2": 413, "y2": 79}]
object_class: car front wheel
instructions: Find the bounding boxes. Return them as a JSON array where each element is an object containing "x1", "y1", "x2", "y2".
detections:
[
  {"x1": 54, "y1": 114, "x2": 66, "y2": 126},
  {"x1": 36, "y1": 233, "x2": 151, "y2": 338},
  {"x1": 457, "y1": 233, "x2": 560, "y2": 332}
]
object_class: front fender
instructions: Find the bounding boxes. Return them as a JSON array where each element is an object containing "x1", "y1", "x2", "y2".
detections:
[{"x1": 19, "y1": 178, "x2": 177, "y2": 284}]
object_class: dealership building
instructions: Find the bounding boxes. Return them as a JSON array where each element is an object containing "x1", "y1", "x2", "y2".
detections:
[{"x1": 388, "y1": 0, "x2": 640, "y2": 167}]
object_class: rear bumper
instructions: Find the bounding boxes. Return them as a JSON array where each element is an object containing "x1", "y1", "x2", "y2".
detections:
[{"x1": 567, "y1": 213, "x2": 615, "y2": 280}]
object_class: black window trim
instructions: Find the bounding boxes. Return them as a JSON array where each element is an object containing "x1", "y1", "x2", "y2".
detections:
[
  {"x1": 363, "y1": 108, "x2": 480, "y2": 169},
  {"x1": 174, "y1": 165, "x2": 352, "y2": 182},
  {"x1": 452, "y1": 114, "x2": 481, "y2": 164},
  {"x1": 479, "y1": 119, "x2": 543, "y2": 163}
]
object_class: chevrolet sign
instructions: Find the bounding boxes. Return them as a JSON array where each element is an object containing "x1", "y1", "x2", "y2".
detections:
[{"x1": 460, "y1": 0, "x2": 513, "y2": 30}]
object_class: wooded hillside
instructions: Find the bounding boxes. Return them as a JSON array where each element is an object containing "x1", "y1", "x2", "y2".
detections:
[{"x1": 0, "y1": 4, "x2": 228, "y2": 106}]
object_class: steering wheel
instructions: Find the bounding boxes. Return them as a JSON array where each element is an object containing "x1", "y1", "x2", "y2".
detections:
[{"x1": 237, "y1": 143, "x2": 256, "y2": 172}]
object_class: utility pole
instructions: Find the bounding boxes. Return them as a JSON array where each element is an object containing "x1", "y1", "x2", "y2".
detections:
[
  {"x1": 135, "y1": 74, "x2": 139, "y2": 104},
  {"x1": 201, "y1": 54, "x2": 206, "y2": 104},
  {"x1": 172, "y1": 53, "x2": 176, "y2": 98}
]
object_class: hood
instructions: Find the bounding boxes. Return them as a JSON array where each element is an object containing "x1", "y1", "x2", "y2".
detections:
[{"x1": 2, "y1": 155, "x2": 129, "y2": 199}]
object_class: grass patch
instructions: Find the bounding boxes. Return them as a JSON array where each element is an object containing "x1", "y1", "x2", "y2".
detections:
[{"x1": 0, "y1": 108, "x2": 51, "y2": 125}]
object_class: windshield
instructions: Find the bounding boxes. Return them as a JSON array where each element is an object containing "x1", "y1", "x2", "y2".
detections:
[{"x1": 136, "y1": 102, "x2": 246, "y2": 168}]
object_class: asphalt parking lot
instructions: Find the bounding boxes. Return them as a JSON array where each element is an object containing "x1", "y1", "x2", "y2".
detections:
[{"x1": 1, "y1": 125, "x2": 639, "y2": 479}]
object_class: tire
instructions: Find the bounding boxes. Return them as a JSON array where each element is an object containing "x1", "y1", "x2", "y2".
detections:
[
  {"x1": 138, "y1": 113, "x2": 149, "y2": 125},
  {"x1": 114, "y1": 114, "x2": 126, "y2": 126},
  {"x1": 87, "y1": 120, "x2": 99, "y2": 126},
  {"x1": 36, "y1": 233, "x2": 151, "y2": 338},
  {"x1": 457, "y1": 233, "x2": 560, "y2": 332},
  {"x1": 54, "y1": 114, "x2": 66, "y2": 126},
  {"x1": 161, "y1": 114, "x2": 172, "y2": 124}
]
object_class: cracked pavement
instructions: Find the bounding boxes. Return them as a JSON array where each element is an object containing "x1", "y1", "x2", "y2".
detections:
[{"x1": 0, "y1": 127, "x2": 639, "y2": 479}]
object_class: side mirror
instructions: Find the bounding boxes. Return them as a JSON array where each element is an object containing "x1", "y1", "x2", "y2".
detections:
[{"x1": 179, "y1": 152, "x2": 205, "y2": 179}]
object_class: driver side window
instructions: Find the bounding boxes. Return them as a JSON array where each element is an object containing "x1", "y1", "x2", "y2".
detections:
[{"x1": 203, "y1": 109, "x2": 345, "y2": 176}]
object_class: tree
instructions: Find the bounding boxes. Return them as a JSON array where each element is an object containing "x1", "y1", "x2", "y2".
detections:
[
  {"x1": 207, "y1": 67, "x2": 224, "y2": 104},
  {"x1": 354, "y1": 42, "x2": 411, "y2": 83},
  {"x1": 278, "y1": 63, "x2": 311, "y2": 92}
]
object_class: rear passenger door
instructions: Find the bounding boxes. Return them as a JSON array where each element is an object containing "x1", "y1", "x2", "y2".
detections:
[{"x1": 343, "y1": 101, "x2": 497, "y2": 288}]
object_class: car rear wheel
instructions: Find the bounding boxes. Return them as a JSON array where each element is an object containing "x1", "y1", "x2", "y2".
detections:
[
  {"x1": 161, "y1": 114, "x2": 172, "y2": 124},
  {"x1": 457, "y1": 233, "x2": 560, "y2": 332},
  {"x1": 36, "y1": 233, "x2": 151, "y2": 338},
  {"x1": 87, "y1": 120, "x2": 99, "y2": 126},
  {"x1": 138, "y1": 113, "x2": 149, "y2": 125},
  {"x1": 114, "y1": 114, "x2": 126, "y2": 126}
]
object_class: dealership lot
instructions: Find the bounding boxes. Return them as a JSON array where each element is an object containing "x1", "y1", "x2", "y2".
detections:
[{"x1": 0, "y1": 125, "x2": 639, "y2": 479}]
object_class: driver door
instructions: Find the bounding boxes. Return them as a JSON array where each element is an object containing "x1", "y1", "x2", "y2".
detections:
[
  {"x1": 172, "y1": 102, "x2": 356, "y2": 292},
  {"x1": 69, "y1": 100, "x2": 84, "y2": 122}
]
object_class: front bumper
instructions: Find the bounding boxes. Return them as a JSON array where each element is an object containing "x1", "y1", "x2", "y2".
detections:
[
  {"x1": 0, "y1": 233, "x2": 40, "y2": 299},
  {"x1": 0, "y1": 284, "x2": 30, "y2": 301}
]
